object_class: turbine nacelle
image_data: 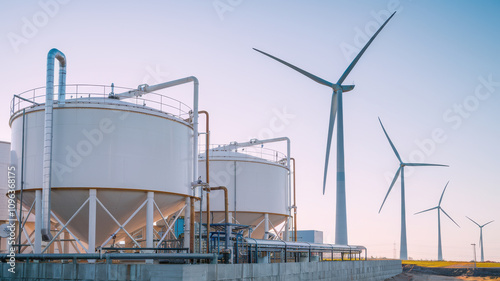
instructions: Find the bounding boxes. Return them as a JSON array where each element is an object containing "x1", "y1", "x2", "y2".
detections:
[{"x1": 341, "y1": 85, "x2": 355, "y2": 92}]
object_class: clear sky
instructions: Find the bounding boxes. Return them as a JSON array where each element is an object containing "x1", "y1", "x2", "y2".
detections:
[{"x1": 1, "y1": 0, "x2": 499, "y2": 261}]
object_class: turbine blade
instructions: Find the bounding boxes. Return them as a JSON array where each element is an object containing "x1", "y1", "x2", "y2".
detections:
[
  {"x1": 337, "y1": 11, "x2": 396, "y2": 85},
  {"x1": 323, "y1": 92, "x2": 338, "y2": 194},
  {"x1": 378, "y1": 117, "x2": 402, "y2": 163},
  {"x1": 439, "y1": 181, "x2": 450, "y2": 206},
  {"x1": 378, "y1": 166, "x2": 401, "y2": 213},
  {"x1": 414, "y1": 206, "x2": 438, "y2": 215},
  {"x1": 253, "y1": 48, "x2": 335, "y2": 88},
  {"x1": 466, "y1": 216, "x2": 481, "y2": 227},
  {"x1": 482, "y1": 220, "x2": 494, "y2": 228},
  {"x1": 405, "y1": 163, "x2": 449, "y2": 167},
  {"x1": 441, "y1": 208, "x2": 460, "y2": 227}
]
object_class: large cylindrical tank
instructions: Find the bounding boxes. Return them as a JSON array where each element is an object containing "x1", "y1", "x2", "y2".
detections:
[
  {"x1": 10, "y1": 92, "x2": 193, "y2": 246},
  {"x1": 198, "y1": 148, "x2": 289, "y2": 239}
]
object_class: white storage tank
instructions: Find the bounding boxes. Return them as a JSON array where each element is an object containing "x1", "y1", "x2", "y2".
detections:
[
  {"x1": 198, "y1": 146, "x2": 289, "y2": 239},
  {"x1": 10, "y1": 89, "x2": 194, "y2": 247}
]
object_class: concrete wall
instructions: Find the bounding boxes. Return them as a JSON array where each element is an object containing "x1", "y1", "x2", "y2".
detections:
[{"x1": 1, "y1": 260, "x2": 402, "y2": 281}]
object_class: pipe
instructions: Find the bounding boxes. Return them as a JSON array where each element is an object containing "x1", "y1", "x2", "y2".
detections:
[
  {"x1": 18, "y1": 109, "x2": 25, "y2": 253},
  {"x1": 116, "y1": 77, "x2": 199, "y2": 253},
  {"x1": 291, "y1": 158, "x2": 297, "y2": 242},
  {"x1": 0, "y1": 253, "x2": 219, "y2": 263},
  {"x1": 42, "y1": 48, "x2": 66, "y2": 241},
  {"x1": 199, "y1": 111, "x2": 210, "y2": 253},
  {"x1": 203, "y1": 186, "x2": 229, "y2": 249},
  {"x1": 190, "y1": 197, "x2": 195, "y2": 253}
]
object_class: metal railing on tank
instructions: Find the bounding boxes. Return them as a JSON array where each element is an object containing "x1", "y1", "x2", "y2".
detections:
[
  {"x1": 10, "y1": 84, "x2": 192, "y2": 120},
  {"x1": 199, "y1": 144, "x2": 288, "y2": 166}
]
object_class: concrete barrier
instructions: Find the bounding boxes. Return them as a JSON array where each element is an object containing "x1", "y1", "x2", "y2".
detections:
[{"x1": 1, "y1": 260, "x2": 402, "y2": 280}]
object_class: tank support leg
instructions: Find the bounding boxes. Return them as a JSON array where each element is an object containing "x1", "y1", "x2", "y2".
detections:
[
  {"x1": 146, "y1": 192, "x2": 154, "y2": 264},
  {"x1": 88, "y1": 189, "x2": 96, "y2": 254}
]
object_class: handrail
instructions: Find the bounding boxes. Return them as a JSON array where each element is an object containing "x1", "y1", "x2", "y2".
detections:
[
  {"x1": 10, "y1": 84, "x2": 192, "y2": 120},
  {"x1": 200, "y1": 144, "x2": 287, "y2": 166}
]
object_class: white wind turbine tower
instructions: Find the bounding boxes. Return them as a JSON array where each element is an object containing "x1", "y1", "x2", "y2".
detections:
[
  {"x1": 378, "y1": 118, "x2": 448, "y2": 260},
  {"x1": 254, "y1": 12, "x2": 396, "y2": 245},
  {"x1": 467, "y1": 216, "x2": 494, "y2": 262},
  {"x1": 414, "y1": 181, "x2": 460, "y2": 261}
]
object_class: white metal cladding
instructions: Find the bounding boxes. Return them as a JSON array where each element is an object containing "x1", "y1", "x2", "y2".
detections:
[
  {"x1": 10, "y1": 101, "x2": 193, "y2": 192},
  {"x1": 0, "y1": 142, "x2": 11, "y2": 221},
  {"x1": 198, "y1": 150, "x2": 288, "y2": 217},
  {"x1": 9, "y1": 100, "x2": 193, "y2": 244}
]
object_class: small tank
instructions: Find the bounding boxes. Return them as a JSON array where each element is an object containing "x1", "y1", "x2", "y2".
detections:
[{"x1": 198, "y1": 145, "x2": 289, "y2": 239}]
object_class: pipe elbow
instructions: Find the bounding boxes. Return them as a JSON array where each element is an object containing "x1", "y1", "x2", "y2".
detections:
[
  {"x1": 47, "y1": 48, "x2": 67, "y2": 67},
  {"x1": 188, "y1": 76, "x2": 199, "y2": 85}
]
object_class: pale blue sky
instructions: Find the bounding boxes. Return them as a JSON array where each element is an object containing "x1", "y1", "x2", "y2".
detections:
[{"x1": 1, "y1": 0, "x2": 499, "y2": 261}]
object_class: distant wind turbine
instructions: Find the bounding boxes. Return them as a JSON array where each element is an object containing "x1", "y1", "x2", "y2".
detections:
[
  {"x1": 414, "y1": 181, "x2": 460, "y2": 261},
  {"x1": 254, "y1": 12, "x2": 396, "y2": 245},
  {"x1": 467, "y1": 216, "x2": 494, "y2": 262},
  {"x1": 378, "y1": 117, "x2": 448, "y2": 260}
]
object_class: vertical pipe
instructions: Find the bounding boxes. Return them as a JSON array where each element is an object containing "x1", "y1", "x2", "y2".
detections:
[
  {"x1": 190, "y1": 198, "x2": 195, "y2": 253},
  {"x1": 88, "y1": 189, "x2": 97, "y2": 254},
  {"x1": 18, "y1": 109, "x2": 25, "y2": 253},
  {"x1": 191, "y1": 78, "x2": 199, "y2": 254},
  {"x1": 291, "y1": 158, "x2": 297, "y2": 242},
  {"x1": 233, "y1": 161, "x2": 237, "y2": 223},
  {"x1": 264, "y1": 213, "x2": 269, "y2": 240},
  {"x1": 42, "y1": 48, "x2": 66, "y2": 241},
  {"x1": 34, "y1": 190, "x2": 42, "y2": 254},
  {"x1": 199, "y1": 111, "x2": 210, "y2": 253},
  {"x1": 199, "y1": 188, "x2": 203, "y2": 253},
  {"x1": 184, "y1": 197, "x2": 190, "y2": 251}
]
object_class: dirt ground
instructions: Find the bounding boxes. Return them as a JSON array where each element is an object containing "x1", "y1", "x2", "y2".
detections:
[
  {"x1": 385, "y1": 264, "x2": 500, "y2": 281},
  {"x1": 386, "y1": 272, "x2": 500, "y2": 280}
]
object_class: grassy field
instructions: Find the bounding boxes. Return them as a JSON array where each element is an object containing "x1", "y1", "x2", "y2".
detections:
[{"x1": 402, "y1": 260, "x2": 500, "y2": 268}]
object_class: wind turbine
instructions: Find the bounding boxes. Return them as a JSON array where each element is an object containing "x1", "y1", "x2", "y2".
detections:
[
  {"x1": 467, "y1": 216, "x2": 494, "y2": 262},
  {"x1": 378, "y1": 117, "x2": 448, "y2": 260},
  {"x1": 414, "y1": 181, "x2": 460, "y2": 261},
  {"x1": 253, "y1": 12, "x2": 396, "y2": 245}
]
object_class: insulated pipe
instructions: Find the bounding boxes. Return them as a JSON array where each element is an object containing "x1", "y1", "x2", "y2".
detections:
[
  {"x1": 42, "y1": 48, "x2": 66, "y2": 241},
  {"x1": 199, "y1": 110, "x2": 210, "y2": 253},
  {"x1": 116, "y1": 77, "x2": 199, "y2": 253},
  {"x1": 291, "y1": 158, "x2": 297, "y2": 242},
  {"x1": 190, "y1": 197, "x2": 195, "y2": 253}
]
